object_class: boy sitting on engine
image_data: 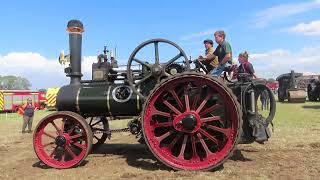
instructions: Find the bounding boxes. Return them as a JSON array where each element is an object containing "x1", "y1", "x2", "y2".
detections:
[{"x1": 197, "y1": 39, "x2": 219, "y2": 73}]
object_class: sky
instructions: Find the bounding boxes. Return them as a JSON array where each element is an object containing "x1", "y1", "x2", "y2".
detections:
[{"x1": 0, "y1": 0, "x2": 320, "y2": 89}]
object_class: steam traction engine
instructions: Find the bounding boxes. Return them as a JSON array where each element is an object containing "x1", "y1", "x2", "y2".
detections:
[
  {"x1": 307, "y1": 76, "x2": 320, "y2": 101},
  {"x1": 33, "y1": 20, "x2": 276, "y2": 170},
  {"x1": 276, "y1": 70, "x2": 307, "y2": 103}
]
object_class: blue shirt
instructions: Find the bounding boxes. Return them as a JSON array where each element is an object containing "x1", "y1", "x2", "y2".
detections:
[{"x1": 24, "y1": 104, "x2": 34, "y2": 117}]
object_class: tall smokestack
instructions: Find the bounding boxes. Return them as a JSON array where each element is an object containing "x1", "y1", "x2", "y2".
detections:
[
  {"x1": 67, "y1": 20, "x2": 84, "y2": 85},
  {"x1": 290, "y1": 70, "x2": 295, "y2": 88}
]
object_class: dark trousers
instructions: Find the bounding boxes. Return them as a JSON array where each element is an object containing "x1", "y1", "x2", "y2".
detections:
[
  {"x1": 195, "y1": 60, "x2": 214, "y2": 73},
  {"x1": 22, "y1": 115, "x2": 33, "y2": 132},
  {"x1": 261, "y1": 99, "x2": 269, "y2": 110}
]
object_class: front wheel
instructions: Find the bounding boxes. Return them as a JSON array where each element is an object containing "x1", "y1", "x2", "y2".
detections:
[{"x1": 33, "y1": 111, "x2": 93, "y2": 169}]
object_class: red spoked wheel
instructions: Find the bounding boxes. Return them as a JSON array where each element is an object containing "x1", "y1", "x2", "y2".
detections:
[
  {"x1": 33, "y1": 111, "x2": 93, "y2": 169},
  {"x1": 142, "y1": 73, "x2": 242, "y2": 171}
]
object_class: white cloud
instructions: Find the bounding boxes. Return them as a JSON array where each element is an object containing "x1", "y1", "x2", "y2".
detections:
[
  {"x1": 1, "y1": 47, "x2": 319, "y2": 88},
  {"x1": 286, "y1": 20, "x2": 320, "y2": 36},
  {"x1": 250, "y1": 46, "x2": 320, "y2": 78},
  {"x1": 0, "y1": 52, "x2": 97, "y2": 89},
  {"x1": 82, "y1": 56, "x2": 97, "y2": 79},
  {"x1": 251, "y1": 0, "x2": 320, "y2": 28}
]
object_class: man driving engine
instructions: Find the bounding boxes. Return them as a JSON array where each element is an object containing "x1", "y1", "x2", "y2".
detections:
[{"x1": 197, "y1": 39, "x2": 219, "y2": 72}]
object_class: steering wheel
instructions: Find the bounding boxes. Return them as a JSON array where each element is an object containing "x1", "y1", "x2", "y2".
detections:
[{"x1": 127, "y1": 38, "x2": 189, "y2": 99}]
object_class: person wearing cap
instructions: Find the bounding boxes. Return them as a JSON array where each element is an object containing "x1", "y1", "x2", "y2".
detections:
[
  {"x1": 197, "y1": 39, "x2": 219, "y2": 72},
  {"x1": 18, "y1": 98, "x2": 37, "y2": 133},
  {"x1": 211, "y1": 30, "x2": 233, "y2": 76}
]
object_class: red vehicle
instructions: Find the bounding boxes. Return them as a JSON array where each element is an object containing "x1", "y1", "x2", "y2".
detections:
[
  {"x1": 266, "y1": 82, "x2": 279, "y2": 91},
  {"x1": 0, "y1": 90, "x2": 46, "y2": 112}
]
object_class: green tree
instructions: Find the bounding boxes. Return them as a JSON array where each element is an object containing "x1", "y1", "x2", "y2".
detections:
[
  {"x1": 267, "y1": 78, "x2": 276, "y2": 83},
  {"x1": 0, "y1": 75, "x2": 31, "y2": 90}
]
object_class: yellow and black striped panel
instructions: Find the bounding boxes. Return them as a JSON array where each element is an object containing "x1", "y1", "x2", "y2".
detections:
[
  {"x1": 47, "y1": 93, "x2": 57, "y2": 107},
  {"x1": 0, "y1": 91, "x2": 4, "y2": 111}
]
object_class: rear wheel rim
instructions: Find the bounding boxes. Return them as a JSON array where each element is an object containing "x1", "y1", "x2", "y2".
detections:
[
  {"x1": 142, "y1": 74, "x2": 241, "y2": 170},
  {"x1": 33, "y1": 113, "x2": 91, "y2": 169}
]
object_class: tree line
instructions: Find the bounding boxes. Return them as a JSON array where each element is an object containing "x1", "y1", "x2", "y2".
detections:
[{"x1": 0, "y1": 75, "x2": 31, "y2": 90}]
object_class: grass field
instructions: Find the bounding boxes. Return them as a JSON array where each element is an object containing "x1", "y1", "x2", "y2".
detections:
[{"x1": 0, "y1": 101, "x2": 319, "y2": 179}]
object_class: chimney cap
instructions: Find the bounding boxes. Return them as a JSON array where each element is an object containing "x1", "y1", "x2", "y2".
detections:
[{"x1": 67, "y1": 20, "x2": 84, "y2": 33}]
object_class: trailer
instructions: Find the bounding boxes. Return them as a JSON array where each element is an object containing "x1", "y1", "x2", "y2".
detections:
[
  {"x1": 0, "y1": 90, "x2": 46, "y2": 112},
  {"x1": 266, "y1": 82, "x2": 279, "y2": 91}
]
